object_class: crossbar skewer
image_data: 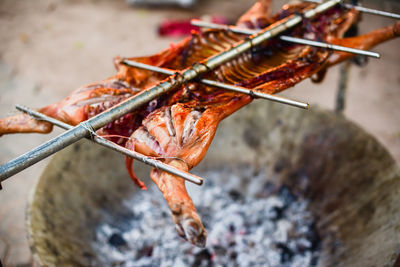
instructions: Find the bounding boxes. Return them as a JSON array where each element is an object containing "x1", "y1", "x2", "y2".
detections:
[
  {"x1": 344, "y1": 4, "x2": 400, "y2": 19},
  {"x1": 15, "y1": 105, "x2": 204, "y2": 186},
  {"x1": 304, "y1": 0, "x2": 400, "y2": 19},
  {"x1": 191, "y1": 19, "x2": 380, "y2": 58},
  {"x1": 0, "y1": 0, "x2": 341, "y2": 181},
  {"x1": 122, "y1": 60, "x2": 310, "y2": 109}
]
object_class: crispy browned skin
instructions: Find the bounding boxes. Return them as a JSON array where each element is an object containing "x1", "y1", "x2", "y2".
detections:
[{"x1": 0, "y1": 0, "x2": 399, "y2": 246}]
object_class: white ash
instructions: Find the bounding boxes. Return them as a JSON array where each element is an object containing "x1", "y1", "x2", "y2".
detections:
[{"x1": 93, "y1": 168, "x2": 320, "y2": 266}]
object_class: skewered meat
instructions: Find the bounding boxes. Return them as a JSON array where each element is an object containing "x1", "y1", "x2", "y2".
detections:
[{"x1": 1, "y1": 0, "x2": 399, "y2": 247}]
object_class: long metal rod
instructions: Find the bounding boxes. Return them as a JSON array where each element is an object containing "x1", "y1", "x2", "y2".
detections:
[
  {"x1": 0, "y1": 0, "x2": 340, "y2": 181},
  {"x1": 15, "y1": 105, "x2": 203, "y2": 185},
  {"x1": 280, "y1": 35, "x2": 379, "y2": 58},
  {"x1": 191, "y1": 19, "x2": 380, "y2": 58},
  {"x1": 344, "y1": 4, "x2": 400, "y2": 19},
  {"x1": 122, "y1": 60, "x2": 310, "y2": 109},
  {"x1": 304, "y1": 0, "x2": 400, "y2": 19}
]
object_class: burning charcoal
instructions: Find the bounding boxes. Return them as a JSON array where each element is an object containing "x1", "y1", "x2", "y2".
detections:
[
  {"x1": 192, "y1": 249, "x2": 212, "y2": 267},
  {"x1": 271, "y1": 206, "x2": 285, "y2": 221},
  {"x1": 305, "y1": 222, "x2": 321, "y2": 251},
  {"x1": 259, "y1": 180, "x2": 278, "y2": 198},
  {"x1": 278, "y1": 185, "x2": 297, "y2": 205},
  {"x1": 173, "y1": 258, "x2": 187, "y2": 267},
  {"x1": 94, "y1": 168, "x2": 322, "y2": 266},
  {"x1": 295, "y1": 238, "x2": 312, "y2": 253},
  {"x1": 292, "y1": 252, "x2": 313, "y2": 267},
  {"x1": 108, "y1": 232, "x2": 127, "y2": 248},
  {"x1": 237, "y1": 253, "x2": 253, "y2": 266},
  {"x1": 276, "y1": 242, "x2": 294, "y2": 263},
  {"x1": 274, "y1": 220, "x2": 292, "y2": 243},
  {"x1": 212, "y1": 244, "x2": 227, "y2": 256},
  {"x1": 229, "y1": 250, "x2": 238, "y2": 260},
  {"x1": 138, "y1": 245, "x2": 154, "y2": 258},
  {"x1": 228, "y1": 189, "x2": 243, "y2": 201}
]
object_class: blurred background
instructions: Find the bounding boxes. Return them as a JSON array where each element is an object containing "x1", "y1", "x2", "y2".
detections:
[{"x1": 0, "y1": 0, "x2": 399, "y2": 265}]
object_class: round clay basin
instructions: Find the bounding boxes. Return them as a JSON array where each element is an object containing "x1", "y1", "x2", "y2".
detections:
[{"x1": 26, "y1": 101, "x2": 400, "y2": 266}]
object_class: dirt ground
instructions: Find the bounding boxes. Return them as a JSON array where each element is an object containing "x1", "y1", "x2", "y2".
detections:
[{"x1": 0, "y1": 0, "x2": 399, "y2": 265}]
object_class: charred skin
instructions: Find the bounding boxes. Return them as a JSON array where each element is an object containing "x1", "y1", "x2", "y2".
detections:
[{"x1": 0, "y1": 0, "x2": 399, "y2": 246}]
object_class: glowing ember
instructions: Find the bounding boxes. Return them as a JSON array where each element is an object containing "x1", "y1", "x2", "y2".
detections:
[{"x1": 94, "y1": 168, "x2": 320, "y2": 266}]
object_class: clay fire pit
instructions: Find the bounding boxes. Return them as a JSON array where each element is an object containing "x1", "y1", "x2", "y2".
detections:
[{"x1": 26, "y1": 101, "x2": 400, "y2": 266}]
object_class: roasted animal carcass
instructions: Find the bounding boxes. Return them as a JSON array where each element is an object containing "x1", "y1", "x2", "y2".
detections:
[{"x1": 1, "y1": 0, "x2": 399, "y2": 247}]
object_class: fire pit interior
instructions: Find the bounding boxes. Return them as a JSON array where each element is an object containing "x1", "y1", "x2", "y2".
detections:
[{"x1": 27, "y1": 101, "x2": 400, "y2": 266}]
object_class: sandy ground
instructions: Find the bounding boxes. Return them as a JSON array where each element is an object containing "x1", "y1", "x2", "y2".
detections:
[{"x1": 0, "y1": 0, "x2": 399, "y2": 265}]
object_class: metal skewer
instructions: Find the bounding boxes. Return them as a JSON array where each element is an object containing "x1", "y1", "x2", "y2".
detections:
[
  {"x1": 279, "y1": 35, "x2": 379, "y2": 58},
  {"x1": 304, "y1": 0, "x2": 400, "y2": 19},
  {"x1": 191, "y1": 19, "x2": 380, "y2": 58},
  {"x1": 15, "y1": 105, "x2": 203, "y2": 185},
  {"x1": 0, "y1": 0, "x2": 341, "y2": 181},
  {"x1": 122, "y1": 60, "x2": 310, "y2": 109},
  {"x1": 343, "y1": 4, "x2": 400, "y2": 19}
]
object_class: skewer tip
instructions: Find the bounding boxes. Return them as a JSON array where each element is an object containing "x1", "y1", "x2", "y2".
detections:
[
  {"x1": 15, "y1": 104, "x2": 23, "y2": 110},
  {"x1": 15, "y1": 104, "x2": 29, "y2": 114}
]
